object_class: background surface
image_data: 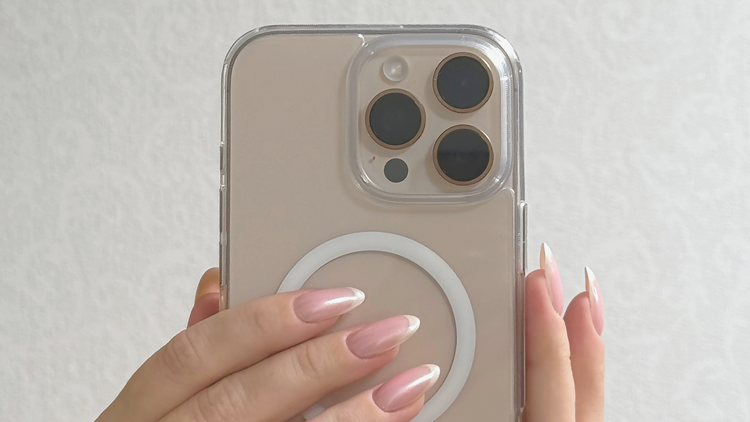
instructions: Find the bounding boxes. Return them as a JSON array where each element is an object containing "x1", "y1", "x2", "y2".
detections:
[{"x1": 1, "y1": 1, "x2": 749, "y2": 421}]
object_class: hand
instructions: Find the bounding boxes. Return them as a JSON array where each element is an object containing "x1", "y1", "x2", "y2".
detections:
[
  {"x1": 96, "y1": 269, "x2": 433, "y2": 422},
  {"x1": 97, "y1": 243, "x2": 604, "y2": 422},
  {"x1": 525, "y1": 244, "x2": 605, "y2": 422}
]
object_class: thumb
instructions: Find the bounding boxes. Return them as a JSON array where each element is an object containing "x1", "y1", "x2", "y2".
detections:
[{"x1": 187, "y1": 267, "x2": 221, "y2": 327}]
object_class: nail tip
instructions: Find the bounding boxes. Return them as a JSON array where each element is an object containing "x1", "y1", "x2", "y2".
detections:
[
  {"x1": 373, "y1": 365, "x2": 440, "y2": 413},
  {"x1": 584, "y1": 267, "x2": 596, "y2": 290},
  {"x1": 405, "y1": 315, "x2": 421, "y2": 332},
  {"x1": 540, "y1": 243, "x2": 550, "y2": 267},
  {"x1": 425, "y1": 363, "x2": 440, "y2": 376},
  {"x1": 349, "y1": 287, "x2": 366, "y2": 306},
  {"x1": 425, "y1": 364, "x2": 441, "y2": 388}
]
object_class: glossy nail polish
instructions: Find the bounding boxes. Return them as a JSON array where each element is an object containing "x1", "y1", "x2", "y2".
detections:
[
  {"x1": 346, "y1": 315, "x2": 420, "y2": 358},
  {"x1": 585, "y1": 267, "x2": 604, "y2": 335},
  {"x1": 373, "y1": 364, "x2": 441, "y2": 412},
  {"x1": 540, "y1": 243, "x2": 565, "y2": 315},
  {"x1": 293, "y1": 288, "x2": 365, "y2": 323}
]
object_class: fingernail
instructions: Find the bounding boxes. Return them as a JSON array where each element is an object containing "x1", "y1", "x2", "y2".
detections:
[
  {"x1": 346, "y1": 315, "x2": 420, "y2": 358},
  {"x1": 540, "y1": 243, "x2": 564, "y2": 315},
  {"x1": 585, "y1": 267, "x2": 604, "y2": 335},
  {"x1": 373, "y1": 364, "x2": 440, "y2": 412},
  {"x1": 293, "y1": 288, "x2": 365, "y2": 323},
  {"x1": 195, "y1": 268, "x2": 220, "y2": 302}
]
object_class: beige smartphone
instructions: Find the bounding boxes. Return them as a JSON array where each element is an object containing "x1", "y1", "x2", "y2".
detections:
[{"x1": 220, "y1": 25, "x2": 526, "y2": 422}]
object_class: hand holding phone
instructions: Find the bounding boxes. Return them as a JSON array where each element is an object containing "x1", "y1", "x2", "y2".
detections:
[
  {"x1": 97, "y1": 249, "x2": 605, "y2": 422},
  {"x1": 97, "y1": 25, "x2": 603, "y2": 422}
]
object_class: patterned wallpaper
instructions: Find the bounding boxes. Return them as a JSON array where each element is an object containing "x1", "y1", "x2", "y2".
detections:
[{"x1": 1, "y1": 1, "x2": 748, "y2": 421}]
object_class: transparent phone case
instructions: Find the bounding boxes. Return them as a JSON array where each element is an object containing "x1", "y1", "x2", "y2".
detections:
[{"x1": 220, "y1": 25, "x2": 526, "y2": 422}]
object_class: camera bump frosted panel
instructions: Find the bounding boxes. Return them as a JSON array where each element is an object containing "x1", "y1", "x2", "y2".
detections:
[{"x1": 346, "y1": 33, "x2": 514, "y2": 204}]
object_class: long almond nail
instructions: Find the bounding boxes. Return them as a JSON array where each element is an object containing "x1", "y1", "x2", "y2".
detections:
[
  {"x1": 293, "y1": 288, "x2": 365, "y2": 323},
  {"x1": 373, "y1": 364, "x2": 440, "y2": 412},
  {"x1": 585, "y1": 267, "x2": 604, "y2": 335},
  {"x1": 346, "y1": 315, "x2": 420, "y2": 358},
  {"x1": 540, "y1": 243, "x2": 564, "y2": 315}
]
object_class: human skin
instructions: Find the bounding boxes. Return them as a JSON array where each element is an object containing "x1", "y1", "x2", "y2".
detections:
[{"x1": 96, "y1": 243, "x2": 604, "y2": 422}]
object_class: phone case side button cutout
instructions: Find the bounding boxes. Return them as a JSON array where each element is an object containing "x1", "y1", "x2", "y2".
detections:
[
  {"x1": 517, "y1": 200, "x2": 527, "y2": 416},
  {"x1": 520, "y1": 201, "x2": 527, "y2": 271}
]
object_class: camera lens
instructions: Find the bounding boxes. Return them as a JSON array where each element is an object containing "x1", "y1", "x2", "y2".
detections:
[
  {"x1": 366, "y1": 89, "x2": 425, "y2": 149},
  {"x1": 433, "y1": 125, "x2": 493, "y2": 185},
  {"x1": 434, "y1": 53, "x2": 492, "y2": 112}
]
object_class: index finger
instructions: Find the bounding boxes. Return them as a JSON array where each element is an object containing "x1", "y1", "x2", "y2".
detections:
[
  {"x1": 524, "y1": 268, "x2": 576, "y2": 422},
  {"x1": 97, "y1": 287, "x2": 365, "y2": 422}
]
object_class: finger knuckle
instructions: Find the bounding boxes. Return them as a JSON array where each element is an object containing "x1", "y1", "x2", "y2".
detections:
[
  {"x1": 194, "y1": 377, "x2": 249, "y2": 422},
  {"x1": 161, "y1": 328, "x2": 209, "y2": 382},
  {"x1": 549, "y1": 338, "x2": 572, "y2": 363},
  {"x1": 243, "y1": 299, "x2": 287, "y2": 340},
  {"x1": 549, "y1": 341, "x2": 572, "y2": 365},
  {"x1": 291, "y1": 340, "x2": 332, "y2": 383},
  {"x1": 528, "y1": 318, "x2": 572, "y2": 369},
  {"x1": 529, "y1": 339, "x2": 571, "y2": 371}
]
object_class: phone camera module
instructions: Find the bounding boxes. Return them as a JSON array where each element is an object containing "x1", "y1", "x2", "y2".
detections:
[
  {"x1": 366, "y1": 89, "x2": 425, "y2": 149},
  {"x1": 433, "y1": 125, "x2": 493, "y2": 185},
  {"x1": 434, "y1": 53, "x2": 492, "y2": 112}
]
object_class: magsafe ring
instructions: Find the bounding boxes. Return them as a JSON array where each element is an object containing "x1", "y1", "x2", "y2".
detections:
[{"x1": 278, "y1": 231, "x2": 476, "y2": 422}]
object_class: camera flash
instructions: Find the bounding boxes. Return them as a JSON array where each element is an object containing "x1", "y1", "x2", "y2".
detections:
[{"x1": 382, "y1": 56, "x2": 409, "y2": 82}]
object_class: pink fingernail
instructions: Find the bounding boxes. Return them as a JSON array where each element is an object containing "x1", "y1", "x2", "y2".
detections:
[
  {"x1": 585, "y1": 267, "x2": 604, "y2": 335},
  {"x1": 346, "y1": 315, "x2": 420, "y2": 358},
  {"x1": 293, "y1": 288, "x2": 365, "y2": 323},
  {"x1": 540, "y1": 243, "x2": 565, "y2": 315},
  {"x1": 373, "y1": 364, "x2": 440, "y2": 412}
]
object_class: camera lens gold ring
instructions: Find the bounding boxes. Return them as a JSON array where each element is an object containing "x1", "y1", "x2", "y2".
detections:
[
  {"x1": 365, "y1": 88, "x2": 426, "y2": 150},
  {"x1": 433, "y1": 124, "x2": 494, "y2": 186},
  {"x1": 433, "y1": 52, "x2": 494, "y2": 113}
]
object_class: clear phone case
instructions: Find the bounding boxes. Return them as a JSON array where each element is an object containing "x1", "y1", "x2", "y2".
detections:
[{"x1": 220, "y1": 25, "x2": 526, "y2": 422}]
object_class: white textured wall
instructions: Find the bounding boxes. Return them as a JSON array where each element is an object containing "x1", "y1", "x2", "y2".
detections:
[{"x1": 1, "y1": 1, "x2": 749, "y2": 421}]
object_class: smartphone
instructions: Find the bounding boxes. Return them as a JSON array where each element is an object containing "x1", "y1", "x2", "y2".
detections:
[{"x1": 220, "y1": 25, "x2": 526, "y2": 422}]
